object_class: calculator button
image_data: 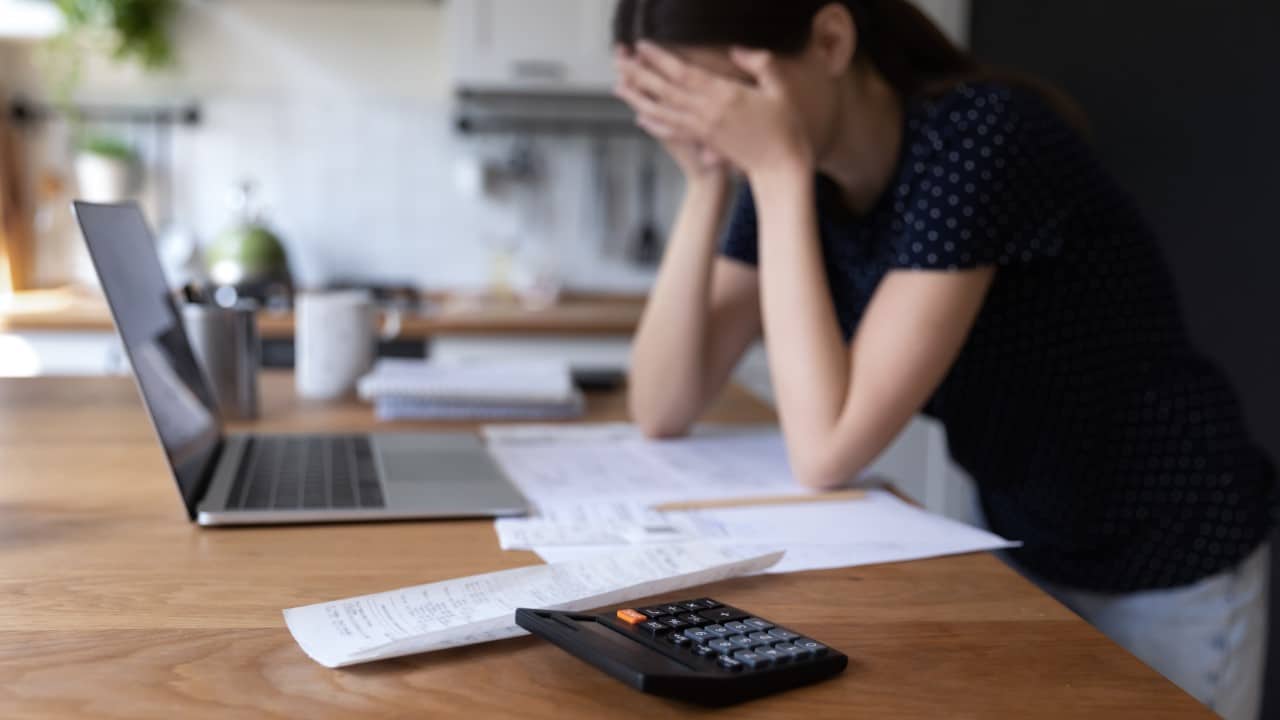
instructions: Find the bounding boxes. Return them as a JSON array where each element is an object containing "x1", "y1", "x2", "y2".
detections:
[
  {"x1": 692, "y1": 644, "x2": 718, "y2": 658},
  {"x1": 768, "y1": 628, "x2": 800, "y2": 641},
  {"x1": 717, "y1": 655, "x2": 744, "y2": 672},
  {"x1": 683, "y1": 628, "x2": 714, "y2": 644},
  {"x1": 661, "y1": 617, "x2": 688, "y2": 629},
  {"x1": 639, "y1": 621, "x2": 667, "y2": 635},
  {"x1": 723, "y1": 621, "x2": 750, "y2": 634},
  {"x1": 748, "y1": 631, "x2": 774, "y2": 644},
  {"x1": 707, "y1": 638, "x2": 735, "y2": 654},
  {"x1": 694, "y1": 598, "x2": 722, "y2": 609},
  {"x1": 755, "y1": 647, "x2": 789, "y2": 664},
  {"x1": 616, "y1": 609, "x2": 648, "y2": 625},
  {"x1": 703, "y1": 624, "x2": 730, "y2": 637},
  {"x1": 639, "y1": 607, "x2": 669, "y2": 618},
  {"x1": 681, "y1": 600, "x2": 707, "y2": 611},
  {"x1": 732, "y1": 650, "x2": 771, "y2": 669},
  {"x1": 668, "y1": 633, "x2": 691, "y2": 647},
  {"x1": 661, "y1": 604, "x2": 685, "y2": 615},
  {"x1": 699, "y1": 606, "x2": 748, "y2": 623},
  {"x1": 744, "y1": 617, "x2": 775, "y2": 631},
  {"x1": 678, "y1": 613, "x2": 706, "y2": 626},
  {"x1": 781, "y1": 643, "x2": 812, "y2": 660},
  {"x1": 726, "y1": 635, "x2": 753, "y2": 649},
  {"x1": 794, "y1": 638, "x2": 829, "y2": 657}
]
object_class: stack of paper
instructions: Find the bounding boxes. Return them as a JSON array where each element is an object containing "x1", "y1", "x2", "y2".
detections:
[
  {"x1": 485, "y1": 424, "x2": 1019, "y2": 576},
  {"x1": 357, "y1": 359, "x2": 584, "y2": 421},
  {"x1": 284, "y1": 544, "x2": 783, "y2": 668}
]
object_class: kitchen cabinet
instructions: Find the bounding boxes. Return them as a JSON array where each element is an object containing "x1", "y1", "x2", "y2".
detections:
[
  {"x1": 447, "y1": 0, "x2": 969, "y2": 98},
  {"x1": 449, "y1": 0, "x2": 617, "y2": 95},
  {"x1": 914, "y1": 0, "x2": 972, "y2": 45}
]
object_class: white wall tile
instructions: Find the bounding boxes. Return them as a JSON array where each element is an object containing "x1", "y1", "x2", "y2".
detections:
[{"x1": 9, "y1": 0, "x2": 666, "y2": 292}]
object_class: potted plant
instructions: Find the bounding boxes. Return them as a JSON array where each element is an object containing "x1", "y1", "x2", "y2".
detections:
[
  {"x1": 46, "y1": 0, "x2": 180, "y2": 93},
  {"x1": 73, "y1": 133, "x2": 141, "y2": 202},
  {"x1": 42, "y1": 0, "x2": 179, "y2": 199}
]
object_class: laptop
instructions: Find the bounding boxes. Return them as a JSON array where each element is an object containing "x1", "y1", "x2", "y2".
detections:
[{"x1": 73, "y1": 201, "x2": 530, "y2": 526}]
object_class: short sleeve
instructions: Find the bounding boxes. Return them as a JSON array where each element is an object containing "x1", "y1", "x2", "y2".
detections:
[
  {"x1": 720, "y1": 182, "x2": 759, "y2": 266},
  {"x1": 889, "y1": 85, "x2": 1077, "y2": 271}
]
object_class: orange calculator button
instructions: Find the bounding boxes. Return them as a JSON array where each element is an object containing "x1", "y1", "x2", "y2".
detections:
[{"x1": 616, "y1": 609, "x2": 648, "y2": 625}]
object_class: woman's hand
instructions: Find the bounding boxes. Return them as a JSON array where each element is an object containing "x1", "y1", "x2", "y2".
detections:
[
  {"x1": 615, "y1": 48, "x2": 727, "y2": 184},
  {"x1": 618, "y1": 42, "x2": 814, "y2": 183}
]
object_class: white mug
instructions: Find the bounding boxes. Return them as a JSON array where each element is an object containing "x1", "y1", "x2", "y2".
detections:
[{"x1": 295, "y1": 291, "x2": 398, "y2": 400}]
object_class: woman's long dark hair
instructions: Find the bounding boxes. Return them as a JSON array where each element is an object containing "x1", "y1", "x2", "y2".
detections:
[{"x1": 613, "y1": 0, "x2": 1086, "y2": 130}]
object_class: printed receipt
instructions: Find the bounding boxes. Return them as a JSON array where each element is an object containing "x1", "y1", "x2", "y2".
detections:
[{"x1": 283, "y1": 543, "x2": 784, "y2": 668}]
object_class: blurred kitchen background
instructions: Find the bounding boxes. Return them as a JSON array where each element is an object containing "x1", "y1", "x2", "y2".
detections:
[
  {"x1": 0, "y1": 0, "x2": 968, "y2": 507},
  {"x1": 0, "y1": 0, "x2": 965, "y2": 294}
]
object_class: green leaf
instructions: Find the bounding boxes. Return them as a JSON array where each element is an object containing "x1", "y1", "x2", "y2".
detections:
[{"x1": 77, "y1": 135, "x2": 137, "y2": 161}]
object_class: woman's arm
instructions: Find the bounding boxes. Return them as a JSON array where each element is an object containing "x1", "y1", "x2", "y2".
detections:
[
  {"x1": 615, "y1": 50, "x2": 763, "y2": 438},
  {"x1": 627, "y1": 178, "x2": 763, "y2": 438},
  {"x1": 621, "y1": 43, "x2": 995, "y2": 486},
  {"x1": 751, "y1": 167, "x2": 994, "y2": 489}
]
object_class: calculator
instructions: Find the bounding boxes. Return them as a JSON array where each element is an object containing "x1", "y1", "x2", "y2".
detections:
[{"x1": 515, "y1": 597, "x2": 847, "y2": 706}]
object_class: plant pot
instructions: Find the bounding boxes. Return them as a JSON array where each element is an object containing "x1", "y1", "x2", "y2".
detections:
[{"x1": 74, "y1": 152, "x2": 142, "y2": 203}]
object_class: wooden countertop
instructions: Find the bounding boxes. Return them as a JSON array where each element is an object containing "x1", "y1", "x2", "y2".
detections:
[
  {"x1": 0, "y1": 288, "x2": 115, "y2": 333},
  {"x1": 0, "y1": 373, "x2": 1208, "y2": 718},
  {"x1": 0, "y1": 289, "x2": 646, "y2": 339}
]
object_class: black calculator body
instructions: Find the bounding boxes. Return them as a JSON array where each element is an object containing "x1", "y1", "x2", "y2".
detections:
[{"x1": 515, "y1": 598, "x2": 847, "y2": 706}]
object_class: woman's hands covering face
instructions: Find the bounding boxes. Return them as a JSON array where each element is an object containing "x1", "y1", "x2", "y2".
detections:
[
  {"x1": 614, "y1": 42, "x2": 815, "y2": 182},
  {"x1": 614, "y1": 47, "x2": 727, "y2": 181}
]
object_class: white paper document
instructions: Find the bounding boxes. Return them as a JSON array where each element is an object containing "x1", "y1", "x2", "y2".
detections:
[
  {"x1": 495, "y1": 502, "x2": 705, "y2": 549},
  {"x1": 483, "y1": 424, "x2": 809, "y2": 507},
  {"x1": 526, "y1": 491, "x2": 1019, "y2": 575},
  {"x1": 283, "y1": 544, "x2": 784, "y2": 668}
]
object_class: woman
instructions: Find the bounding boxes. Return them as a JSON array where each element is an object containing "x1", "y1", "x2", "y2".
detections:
[{"x1": 613, "y1": 1, "x2": 1275, "y2": 717}]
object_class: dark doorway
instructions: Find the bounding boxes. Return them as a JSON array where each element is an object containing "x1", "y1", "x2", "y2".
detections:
[{"x1": 971, "y1": 1, "x2": 1280, "y2": 716}]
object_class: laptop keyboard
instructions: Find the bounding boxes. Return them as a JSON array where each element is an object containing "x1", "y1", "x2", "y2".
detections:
[{"x1": 227, "y1": 436, "x2": 386, "y2": 511}]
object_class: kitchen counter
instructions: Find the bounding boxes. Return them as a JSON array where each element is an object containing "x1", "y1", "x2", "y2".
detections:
[
  {"x1": 0, "y1": 288, "x2": 646, "y2": 340},
  {"x1": 0, "y1": 372, "x2": 1209, "y2": 718},
  {"x1": 0, "y1": 288, "x2": 116, "y2": 333}
]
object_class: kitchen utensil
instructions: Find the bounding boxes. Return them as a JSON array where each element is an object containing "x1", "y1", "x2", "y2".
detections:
[
  {"x1": 182, "y1": 302, "x2": 261, "y2": 420},
  {"x1": 206, "y1": 181, "x2": 292, "y2": 307},
  {"x1": 630, "y1": 143, "x2": 661, "y2": 266}
]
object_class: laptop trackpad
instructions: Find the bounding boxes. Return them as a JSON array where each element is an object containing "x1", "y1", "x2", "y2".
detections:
[{"x1": 373, "y1": 434, "x2": 528, "y2": 512}]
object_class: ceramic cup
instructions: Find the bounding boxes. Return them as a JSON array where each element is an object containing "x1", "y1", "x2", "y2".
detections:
[{"x1": 295, "y1": 290, "x2": 382, "y2": 400}]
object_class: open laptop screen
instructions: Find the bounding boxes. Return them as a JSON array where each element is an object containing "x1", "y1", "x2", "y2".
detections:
[{"x1": 73, "y1": 202, "x2": 222, "y2": 519}]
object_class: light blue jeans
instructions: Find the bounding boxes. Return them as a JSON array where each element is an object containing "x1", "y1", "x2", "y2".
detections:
[
  {"x1": 1023, "y1": 543, "x2": 1271, "y2": 720},
  {"x1": 973, "y1": 498, "x2": 1269, "y2": 719}
]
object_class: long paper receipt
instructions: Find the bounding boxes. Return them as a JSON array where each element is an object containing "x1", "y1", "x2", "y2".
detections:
[{"x1": 283, "y1": 543, "x2": 783, "y2": 668}]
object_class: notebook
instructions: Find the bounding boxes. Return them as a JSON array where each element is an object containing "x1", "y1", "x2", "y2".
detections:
[{"x1": 358, "y1": 359, "x2": 585, "y2": 421}]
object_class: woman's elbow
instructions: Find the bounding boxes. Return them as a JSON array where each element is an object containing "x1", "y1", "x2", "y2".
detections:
[
  {"x1": 638, "y1": 421, "x2": 691, "y2": 440},
  {"x1": 791, "y1": 452, "x2": 854, "y2": 492},
  {"x1": 628, "y1": 395, "x2": 694, "y2": 440}
]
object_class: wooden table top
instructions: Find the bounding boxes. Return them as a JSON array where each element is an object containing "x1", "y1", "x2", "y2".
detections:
[
  {"x1": 0, "y1": 289, "x2": 644, "y2": 339},
  {"x1": 0, "y1": 373, "x2": 1208, "y2": 719}
]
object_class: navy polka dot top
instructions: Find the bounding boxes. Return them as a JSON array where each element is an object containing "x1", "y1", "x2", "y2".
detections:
[{"x1": 721, "y1": 82, "x2": 1276, "y2": 593}]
